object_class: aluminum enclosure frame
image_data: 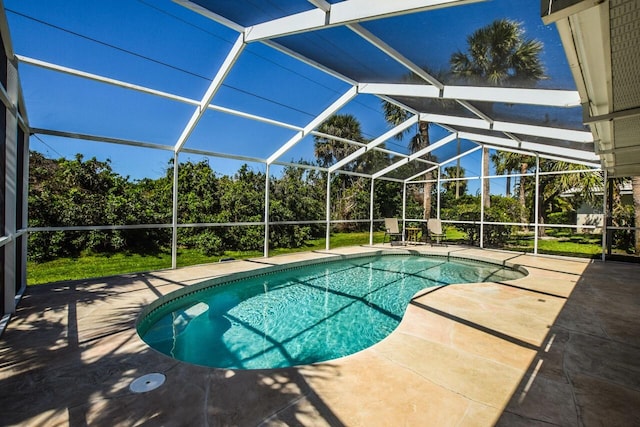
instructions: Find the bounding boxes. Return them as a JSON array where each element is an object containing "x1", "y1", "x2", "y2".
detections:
[{"x1": 1, "y1": 0, "x2": 628, "y2": 325}]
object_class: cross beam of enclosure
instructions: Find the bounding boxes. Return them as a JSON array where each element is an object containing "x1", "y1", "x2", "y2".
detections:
[
  {"x1": 174, "y1": 33, "x2": 246, "y2": 153},
  {"x1": 267, "y1": 86, "x2": 358, "y2": 165},
  {"x1": 372, "y1": 133, "x2": 457, "y2": 179},
  {"x1": 328, "y1": 114, "x2": 419, "y2": 173},
  {"x1": 242, "y1": 0, "x2": 483, "y2": 42}
]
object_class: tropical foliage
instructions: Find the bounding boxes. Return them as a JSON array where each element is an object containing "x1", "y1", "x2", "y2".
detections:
[
  {"x1": 450, "y1": 19, "x2": 545, "y2": 87},
  {"x1": 450, "y1": 19, "x2": 546, "y2": 209},
  {"x1": 28, "y1": 153, "x2": 324, "y2": 261}
]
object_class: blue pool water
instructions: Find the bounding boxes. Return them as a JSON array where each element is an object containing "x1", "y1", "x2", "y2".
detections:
[{"x1": 138, "y1": 254, "x2": 525, "y2": 369}]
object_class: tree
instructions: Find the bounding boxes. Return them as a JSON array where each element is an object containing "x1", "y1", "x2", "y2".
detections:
[
  {"x1": 527, "y1": 160, "x2": 601, "y2": 236},
  {"x1": 313, "y1": 114, "x2": 363, "y2": 169},
  {"x1": 28, "y1": 152, "x2": 168, "y2": 260},
  {"x1": 451, "y1": 19, "x2": 546, "y2": 209},
  {"x1": 270, "y1": 164, "x2": 325, "y2": 248},
  {"x1": 491, "y1": 151, "x2": 522, "y2": 196},
  {"x1": 314, "y1": 114, "x2": 390, "y2": 230},
  {"x1": 382, "y1": 102, "x2": 435, "y2": 220},
  {"x1": 441, "y1": 165, "x2": 467, "y2": 197}
]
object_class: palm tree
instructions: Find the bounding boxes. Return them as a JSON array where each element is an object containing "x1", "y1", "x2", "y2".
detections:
[
  {"x1": 314, "y1": 114, "x2": 388, "y2": 231},
  {"x1": 382, "y1": 102, "x2": 434, "y2": 220},
  {"x1": 442, "y1": 165, "x2": 467, "y2": 196},
  {"x1": 534, "y1": 160, "x2": 602, "y2": 237},
  {"x1": 491, "y1": 151, "x2": 521, "y2": 196},
  {"x1": 313, "y1": 114, "x2": 363, "y2": 168},
  {"x1": 450, "y1": 19, "x2": 545, "y2": 209}
]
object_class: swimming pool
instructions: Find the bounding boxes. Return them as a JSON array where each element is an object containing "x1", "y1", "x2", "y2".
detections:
[{"x1": 137, "y1": 253, "x2": 526, "y2": 370}]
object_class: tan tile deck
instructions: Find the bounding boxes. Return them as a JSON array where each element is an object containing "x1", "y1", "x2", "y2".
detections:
[{"x1": 1, "y1": 245, "x2": 639, "y2": 426}]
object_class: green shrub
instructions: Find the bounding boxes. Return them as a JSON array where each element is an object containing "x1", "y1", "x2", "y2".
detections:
[
  {"x1": 547, "y1": 210, "x2": 575, "y2": 225},
  {"x1": 196, "y1": 232, "x2": 224, "y2": 256},
  {"x1": 449, "y1": 195, "x2": 521, "y2": 247},
  {"x1": 612, "y1": 204, "x2": 635, "y2": 253}
]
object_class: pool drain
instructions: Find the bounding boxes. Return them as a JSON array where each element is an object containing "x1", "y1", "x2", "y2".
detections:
[{"x1": 129, "y1": 373, "x2": 165, "y2": 393}]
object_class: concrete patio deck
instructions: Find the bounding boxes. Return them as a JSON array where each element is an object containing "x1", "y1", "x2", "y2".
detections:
[{"x1": 1, "y1": 245, "x2": 639, "y2": 426}]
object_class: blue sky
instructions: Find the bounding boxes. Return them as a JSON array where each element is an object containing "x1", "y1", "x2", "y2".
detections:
[{"x1": 6, "y1": 0, "x2": 577, "y2": 189}]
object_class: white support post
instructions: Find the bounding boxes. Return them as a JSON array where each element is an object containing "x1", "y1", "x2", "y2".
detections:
[
  {"x1": 174, "y1": 34, "x2": 245, "y2": 153},
  {"x1": 479, "y1": 146, "x2": 485, "y2": 249},
  {"x1": 171, "y1": 152, "x2": 179, "y2": 269},
  {"x1": 369, "y1": 178, "x2": 375, "y2": 246},
  {"x1": 456, "y1": 135, "x2": 461, "y2": 199},
  {"x1": 325, "y1": 172, "x2": 332, "y2": 250},
  {"x1": 436, "y1": 167, "x2": 441, "y2": 219},
  {"x1": 264, "y1": 164, "x2": 270, "y2": 258},
  {"x1": 402, "y1": 182, "x2": 407, "y2": 239},
  {"x1": 19, "y1": 125, "x2": 29, "y2": 298},
  {"x1": 601, "y1": 169, "x2": 607, "y2": 262},
  {"x1": 3, "y1": 57, "x2": 19, "y2": 315},
  {"x1": 534, "y1": 155, "x2": 540, "y2": 255},
  {"x1": 4, "y1": 108, "x2": 17, "y2": 315}
]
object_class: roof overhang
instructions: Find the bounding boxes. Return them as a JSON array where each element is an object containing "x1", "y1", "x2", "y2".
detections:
[{"x1": 548, "y1": 0, "x2": 640, "y2": 177}]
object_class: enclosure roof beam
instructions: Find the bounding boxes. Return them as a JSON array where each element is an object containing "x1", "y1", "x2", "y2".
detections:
[
  {"x1": 437, "y1": 145, "x2": 483, "y2": 167},
  {"x1": 307, "y1": 0, "x2": 332, "y2": 11},
  {"x1": 405, "y1": 164, "x2": 440, "y2": 182},
  {"x1": 456, "y1": 100, "x2": 494, "y2": 123},
  {"x1": 419, "y1": 113, "x2": 489, "y2": 130},
  {"x1": 31, "y1": 128, "x2": 175, "y2": 151},
  {"x1": 494, "y1": 123, "x2": 593, "y2": 143},
  {"x1": 443, "y1": 85, "x2": 581, "y2": 107},
  {"x1": 208, "y1": 105, "x2": 303, "y2": 131},
  {"x1": 243, "y1": 0, "x2": 482, "y2": 42},
  {"x1": 314, "y1": 126, "x2": 438, "y2": 166},
  {"x1": 174, "y1": 33, "x2": 245, "y2": 153},
  {"x1": 267, "y1": 85, "x2": 358, "y2": 165},
  {"x1": 372, "y1": 133, "x2": 456, "y2": 179},
  {"x1": 419, "y1": 112, "x2": 593, "y2": 143},
  {"x1": 360, "y1": 82, "x2": 581, "y2": 107},
  {"x1": 32, "y1": 127, "x2": 277, "y2": 165},
  {"x1": 17, "y1": 55, "x2": 199, "y2": 106},
  {"x1": 408, "y1": 133, "x2": 458, "y2": 161},
  {"x1": 348, "y1": 24, "x2": 444, "y2": 89},
  {"x1": 172, "y1": 1, "x2": 245, "y2": 32},
  {"x1": 359, "y1": 83, "x2": 440, "y2": 99},
  {"x1": 328, "y1": 114, "x2": 418, "y2": 173},
  {"x1": 458, "y1": 131, "x2": 600, "y2": 163},
  {"x1": 262, "y1": 40, "x2": 358, "y2": 86}
]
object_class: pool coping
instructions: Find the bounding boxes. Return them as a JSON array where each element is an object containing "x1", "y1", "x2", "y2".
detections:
[{"x1": 136, "y1": 249, "x2": 530, "y2": 337}]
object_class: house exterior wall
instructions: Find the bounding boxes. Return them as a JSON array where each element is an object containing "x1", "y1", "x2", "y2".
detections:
[{"x1": 0, "y1": 9, "x2": 28, "y2": 332}]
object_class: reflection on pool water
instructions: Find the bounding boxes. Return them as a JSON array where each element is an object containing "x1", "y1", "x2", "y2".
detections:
[{"x1": 138, "y1": 254, "x2": 525, "y2": 369}]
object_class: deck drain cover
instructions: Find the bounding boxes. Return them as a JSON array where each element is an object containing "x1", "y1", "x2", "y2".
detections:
[{"x1": 130, "y1": 373, "x2": 165, "y2": 393}]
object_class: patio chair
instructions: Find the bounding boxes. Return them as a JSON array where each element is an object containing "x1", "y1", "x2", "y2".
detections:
[
  {"x1": 427, "y1": 218, "x2": 447, "y2": 246},
  {"x1": 383, "y1": 218, "x2": 404, "y2": 246}
]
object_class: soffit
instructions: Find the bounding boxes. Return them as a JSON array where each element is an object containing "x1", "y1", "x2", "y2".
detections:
[{"x1": 551, "y1": 0, "x2": 640, "y2": 177}]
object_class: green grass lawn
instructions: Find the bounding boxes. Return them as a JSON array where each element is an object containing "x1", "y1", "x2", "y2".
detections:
[
  {"x1": 26, "y1": 228, "x2": 608, "y2": 285},
  {"x1": 27, "y1": 231, "x2": 386, "y2": 285},
  {"x1": 503, "y1": 230, "x2": 602, "y2": 258}
]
